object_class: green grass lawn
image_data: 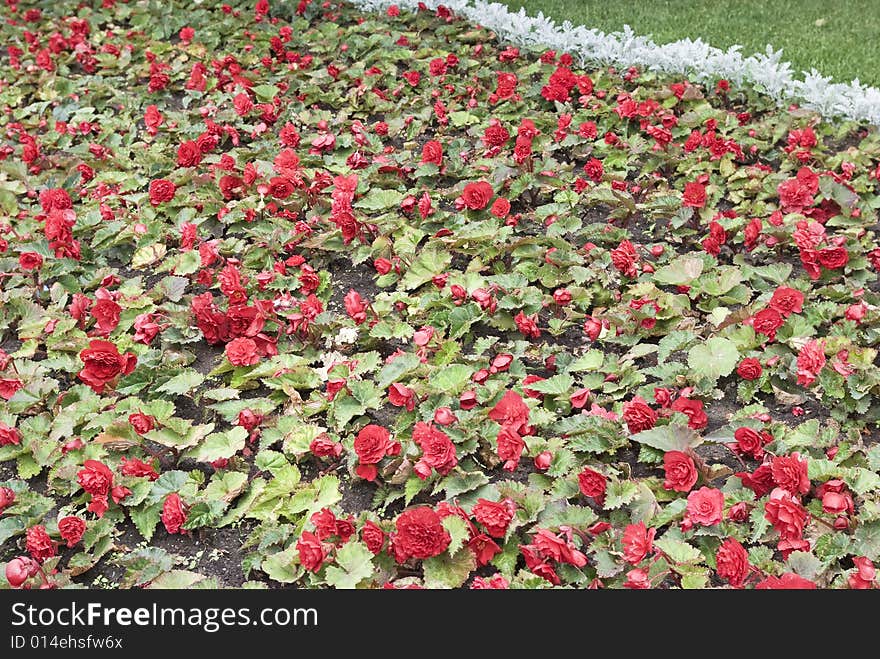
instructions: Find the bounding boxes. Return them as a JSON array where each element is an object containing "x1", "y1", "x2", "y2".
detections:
[{"x1": 500, "y1": 0, "x2": 880, "y2": 87}]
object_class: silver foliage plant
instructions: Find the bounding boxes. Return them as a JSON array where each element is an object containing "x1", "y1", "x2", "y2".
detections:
[{"x1": 350, "y1": 0, "x2": 880, "y2": 126}]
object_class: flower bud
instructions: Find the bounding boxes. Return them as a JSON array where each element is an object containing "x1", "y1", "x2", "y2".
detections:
[
  {"x1": 534, "y1": 451, "x2": 552, "y2": 471},
  {"x1": 5, "y1": 558, "x2": 31, "y2": 588}
]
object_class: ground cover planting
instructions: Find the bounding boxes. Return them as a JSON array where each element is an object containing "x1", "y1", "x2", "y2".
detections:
[{"x1": 2, "y1": 0, "x2": 880, "y2": 590}]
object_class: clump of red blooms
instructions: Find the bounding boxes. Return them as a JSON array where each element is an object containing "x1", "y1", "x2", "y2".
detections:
[{"x1": 2, "y1": 0, "x2": 878, "y2": 592}]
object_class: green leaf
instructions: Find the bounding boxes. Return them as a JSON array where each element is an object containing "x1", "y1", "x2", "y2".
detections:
[
  {"x1": 653, "y1": 255, "x2": 703, "y2": 285},
  {"x1": 657, "y1": 330, "x2": 698, "y2": 363},
  {"x1": 147, "y1": 471, "x2": 191, "y2": 505},
  {"x1": 354, "y1": 188, "x2": 404, "y2": 211},
  {"x1": 785, "y1": 551, "x2": 824, "y2": 580},
  {"x1": 130, "y1": 503, "x2": 162, "y2": 541},
  {"x1": 604, "y1": 480, "x2": 639, "y2": 509},
  {"x1": 156, "y1": 370, "x2": 205, "y2": 396},
  {"x1": 399, "y1": 248, "x2": 452, "y2": 291},
  {"x1": 442, "y1": 515, "x2": 471, "y2": 555},
  {"x1": 431, "y1": 364, "x2": 473, "y2": 394},
  {"x1": 404, "y1": 475, "x2": 425, "y2": 505},
  {"x1": 853, "y1": 521, "x2": 880, "y2": 561},
  {"x1": 283, "y1": 423, "x2": 328, "y2": 457},
  {"x1": 182, "y1": 426, "x2": 247, "y2": 463},
  {"x1": 252, "y1": 84, "x2": 279, "y2": 101},
  {"x1": 435, "y1": 470, "x2": 489, "y2": 499},
  {"x1": 524, "y1": 373, "x2": 574, "y2": 396},
  {"x1": 261, "y1": 545, "x2": 301, "y2": 584},
  {"x1": 145, "y1": 570, "x2": 209, "y2": 589},
  {"x1": 423, "y1": 548, "x2": 476, "y2": 589},
  {"x1": 654, "y1": 536, "x2": 704, "y2": 564},
  {"x1": 687, "y1": 337, "x2": 739, "y2": 382},
  {"x1": 376, "y1": 352, "x2": 421, "y2": 388},
  {"x1": 567, "y1": 350, "x2": 604, "y2": 372},
  {"x1": 284, "y1": 475, "x2": 342, "y2": 519},
  {"x1": 255, "y1": 450, "x2": 289, "y2": 474},
  {"x1": 119, "y1": 547, "x2": 176, "y2": 588},
  {"x1": 630, "y1": 424, "x2": 702, "y2": 451},
  {"x1": 537, "y1": 502, "x2": 598, "y2": 530},
  {"x1": 203, "y1": 471, "x2": 248, "y2": 503},
  {"x1": 324, "y1": 540, "x2": 375, "y2": 589},
  {"x1": 0, "y1": 517, "x2": 26, "y2": 545},
  {"x1": 131, "y1": 243, "x2": 167, "y2": 269}
]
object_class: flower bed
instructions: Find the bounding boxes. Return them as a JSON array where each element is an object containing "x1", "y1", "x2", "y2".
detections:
[{"x1": 1, "y1": 0, "x2": 880, "y2": 590}]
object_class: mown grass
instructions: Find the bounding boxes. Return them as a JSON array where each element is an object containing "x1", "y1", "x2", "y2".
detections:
[{"x1": 500, "y1": 0, "x2": 880, "y2": 87}]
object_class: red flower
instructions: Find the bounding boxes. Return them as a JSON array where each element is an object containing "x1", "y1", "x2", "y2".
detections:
[
  {"x1": 768, "y1": 287, "x2": 804, "y2": 317},
  {"x1": 520, "y1": 544, "x2": 560, "y2": 585},
  {"x1": 225, "y1": 337, "x2": 260, "y2": 367},
  {"x1": 297, "y1": 531, "x2": 328, "y2": 572},
  {"x1": 489, "y1": 197, "x2": 510, "y2": 218},
  {"x1": 686, "y1": 487, "x2": 724, "y2": 526},
  {"x1": 412, "y1": 422, "x2": 457, "y2": 478},
  {"x1": 18, "y1": 252, "x2": 43, "y2": 270},
  {"x1": 622, "y1": 522, "x2": 655, "y2": 564},
  {"x1": 796, "y1": 339, "x2": 826, "y2": 387},
  {"x1": 496, "y1": 425, "x2": 525, "y2": 472},
  {"x1": 848, "y1": 557, "x2": 876, "y2": 590},
  {"x1": 26, "y1": 526, "x2": 56, "y2": 562},
  {"x1": 161, "y1": 493, "x2": 187, "y2": 535},
  {"x1": 354, "y1": 424, "x2": 397, "y2": 482},
  {"x1": 736, "y1": 358, "x2": 762, "y2": 380},
  {"x1": 77, "y1": 460, "x2": 113, "y2": 497},
  {"x1": 670, "y1": 397, "x2": 707, "y2": 430},
  {"x1": 715, "y1": 538, "x2": 750, "y2": 587},
  {"x1": 460, "y1": 181, "x2": 494, "y2": 210},
  {"x1": 128, "y1": 412, "x2": 155, "y2": 435},
  {"x1": 532, "y1": 529, "x2": 587, "y2": 567},
  {"x1": 662, "y1": 451, "x2": 698, "y2": 492},
  {"x1": 623, "y1": 568, "x2": 651, "y2": 589},
  {"x1": 682, "y1": 182, "x2": 706, "y2": 208},
  {"x1": 764, "y1": 488, "x2": 808, "y2": 540},
  {"x1": 392, "y1": 507, "x2": 450, "y2": 561},
  {"x1": 374, "y1": 258, "x2": 392, "y2": 274},
  {"x1": 471, "y1": 575, "x2": 510, "y2": 589},
  {"x1": 5, "y1": 558, "x2": 35, "y2": 588},
  {"x1": 177, "y1": 141, "x2": 202, "y2": 167},
  {"x1": 0, "y1": 423, "x2": 21, "y2": 447},
  {"x1": 309, "y1": 434, "x2": 343, "y2": 458},
  {"x1": 622, "y1": 396, "x2": 657, "y2": 433},
  {"x1": 39, "y1": 187, "x2": 72, "y2": 212},
  {"x1": 361, "y1": 521, "x2": 386, "y2": 555},
  {"x1": 421, "y1": 140, "x2": 443, "y2": 165},
  {"x1": 0, "y1": 379, "x2": 23, "y2": 401},
  {"x1": 90, "y1": 298, "x2": 121, "y2": 335},
  {"x1": 752, "y1": 308, "x2": 784, "y2": 341},
  {"x1": 755, "y1": 572, "x2": 816, "y2": 589},
  {"x1": 777, "y1": 168, "x2": 817, "y2": 212},
  {"x1": 388, "y1": 382, "x2": 416, "y2": 411},
  {"x1": 488, "y1": 390, "x2": 530, "y2": 434},
  {"x1": 610, "y1": 239, "x2": 639, "y2": 278},
  {"x1": 817, "y1": 246, "x2": 848, "y2": 270},
  {"x1": 344, "y1": 290, "x2": 368, "y2": 324},
  {"x1": 584, "y1": 157, "x2": 604, "y2": 182},
  {"x1": 577, "y1": 468, "x2": 607, "y2": 501},
  {"x1": 514, "y1": 311, "x2": 540, "y2": 338},
  {"x1": 733, "y1": 427, "x2": 766, "y2": 460},
  {"x1": 78, "y1": 340, "x2": 137, "y2": 393},
  {"x1": 148, "y1": 179, "x2": 176, "y2": 205},
  {"x1": 58, "y1": 516, "x2": 86, "y2": 548},
  {"x1": 737, "y1": 464, "x2": 776, "y2": 497},
  {"x1": 472, "y1": 499, "x2": 515, "y2": 539},
  {"x1": 770, "y1": 453, "x2": 810, "y2": 495},
  {"x1": 120, "y1": 457, "x2": 159, "y2": 481}
]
